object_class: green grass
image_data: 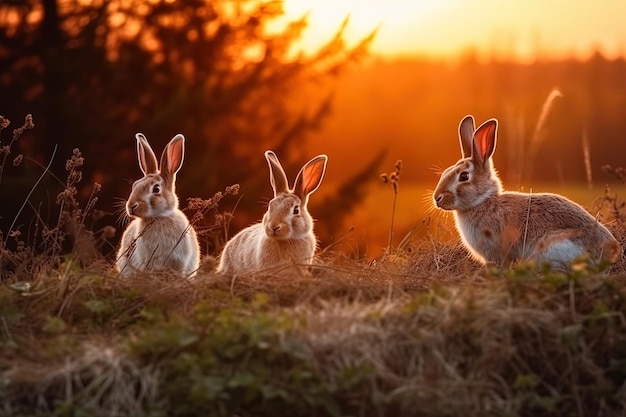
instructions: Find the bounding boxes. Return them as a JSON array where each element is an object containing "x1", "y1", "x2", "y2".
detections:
[{"x1": 2, "y1": 260, "x2": 626, "y2": 417}]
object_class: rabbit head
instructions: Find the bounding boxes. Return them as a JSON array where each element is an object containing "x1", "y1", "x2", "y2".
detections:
[
  {"x1": 126, "y1": 133, "x2": 185, "y2": 219},
  {"x1": 262, "y1": 150, "x2": 327, "y2": 240},
  {"x1": 434, "y1": 115, "x2": 503, "y2": 211}
]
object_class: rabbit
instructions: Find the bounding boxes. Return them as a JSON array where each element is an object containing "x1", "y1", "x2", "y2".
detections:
[
  {"x1": 216, "y1": 150, "x2": 328, "y2": 275},
  {"x1": 433, "y1": 115, "x2": 621, "y2": 269},
  {"x1": 116, "y1": 133, "x2": 200, "y2": 277}
]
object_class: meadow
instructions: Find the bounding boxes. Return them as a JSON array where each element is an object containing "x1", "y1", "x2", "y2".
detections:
[
  {"x1": 2, "y1": 119, "x2": 626, "y2": 417},
  {"x1": 4, "y1": 1, "x2": 626, "y2": 415}
]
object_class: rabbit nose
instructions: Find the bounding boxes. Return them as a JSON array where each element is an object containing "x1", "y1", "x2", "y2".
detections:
[
  {"x1": 129, "y1": 203, "x2": 139, "y2": 215},
  {"x1": 271, "y1": 225, "x2": 282, "y2": 234}
]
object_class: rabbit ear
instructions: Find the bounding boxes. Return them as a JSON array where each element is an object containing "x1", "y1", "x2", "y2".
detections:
[
  {"x1": 472, "y1": 119, "x2": 497, "y2": 166},
  {"x1": 459, "y1": 115, "x2": 475, "y2": 159},
  {"x1": 294, "y1": 155, "x2": 328, "y2": 204},
  {"x1": 265, "y1": 150, "x2": 289, "y2": 196},
  {"x1": 136, "y1": 133, "x2": 158, "y2": 175},
  {"x1": 160, "y1": 134, "x2": 185, "y2": 185}
]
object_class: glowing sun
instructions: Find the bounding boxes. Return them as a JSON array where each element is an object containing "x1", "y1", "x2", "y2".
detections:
[{"x1": 278, "y1": 0, "x2": 460, "y2": 58}]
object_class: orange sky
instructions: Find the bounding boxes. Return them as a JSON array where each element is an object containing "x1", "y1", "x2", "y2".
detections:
[{"x1": 280, "y1": 0, "x2": 626, "y2": 61}]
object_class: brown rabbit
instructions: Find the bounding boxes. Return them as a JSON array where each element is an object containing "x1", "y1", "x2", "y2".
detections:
[
  {"x1": 217, "y1": 150, "x2": 327, "y2": 275},
  {"x1": 433, "y1": 115, "x2": 621, "y2": 269},
  {"x1": 116, "y1": 133, "x2": 200, "y2": 277}
]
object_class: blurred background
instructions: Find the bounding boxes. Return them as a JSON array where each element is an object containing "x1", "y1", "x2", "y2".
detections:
[{"x1": 1, "y1": 0, "x2": 625, "y2": 258}]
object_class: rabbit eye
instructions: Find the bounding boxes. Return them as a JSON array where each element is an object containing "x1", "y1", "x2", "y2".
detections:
[
  {"x1": 459, "y1": 172, "x2": 470, "y2": 182},
  {"x1": 293, "y1": 205, "x2": 300, "y2": 215},
  {"x1": 152, "y1": 184, "x2": 161, "y2": 193}
]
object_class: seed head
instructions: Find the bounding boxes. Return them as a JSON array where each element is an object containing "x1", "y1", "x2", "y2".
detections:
[
  {"x1": 102, "y1": 225, "x2": 116, "y2": 239},
  {"x1": 226, "y1": 184, "x2": 240, "y2": 195}
]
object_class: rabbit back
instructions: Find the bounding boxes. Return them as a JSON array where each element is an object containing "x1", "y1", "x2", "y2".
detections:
[
  {"x1": 455, "y1": 187, "x2": 620, "y2": 268},
  {"x1": 216, "y1": 222, "x2": 317, "y2": 274},
  {"x1": 217, "y1": 224, "x2": 264, "y2": 274}
]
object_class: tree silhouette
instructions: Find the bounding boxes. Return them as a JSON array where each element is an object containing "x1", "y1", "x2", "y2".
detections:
[{"x1": 0, "y1": 0, "x2": 378, "y2": 254}]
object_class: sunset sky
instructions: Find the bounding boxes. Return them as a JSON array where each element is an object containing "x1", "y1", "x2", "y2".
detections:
[{"x1": 281, "y1": 0, "x2": 626, "y2": 61}]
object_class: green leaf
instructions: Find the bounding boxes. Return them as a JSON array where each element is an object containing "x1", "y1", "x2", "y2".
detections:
[
  {"x1": 43, "y1": 316, "x2": 67, "y2": 334},
  {"x1": 83, "y1": 299, "x2": 111, "y2": 315},
  {"x1": 513, "y1": 373, "x2": 539, "y2": 390},
  {"x1": 560, "y1": 324, "x2": 583, "y2": 348}
]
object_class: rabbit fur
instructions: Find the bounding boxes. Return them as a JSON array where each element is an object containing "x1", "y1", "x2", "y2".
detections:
[
  {"x1": 433, "y1": 115, "x2": 621, "y2": 269},
  {"x1": 217, "y1": 150, "x2": 327, "y2": 275},
  {"x1": 116, "y1": 133, "x2": 200, "y2": 277}
]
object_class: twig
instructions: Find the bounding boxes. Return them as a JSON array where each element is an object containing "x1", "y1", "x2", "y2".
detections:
[
  {"x1": 5, "y1": 145, "x2": 58, "y2": 246},
  {"x1": 522, "y1": 189, "x2": 532, "y2": 258},
  {"x1": 388, "y1": 189, "x2": 398, "y2": 255},
  {"x1": 581, "y1": 129, "x2": 593, "y2": 190}
]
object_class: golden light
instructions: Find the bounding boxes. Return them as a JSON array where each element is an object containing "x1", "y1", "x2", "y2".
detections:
[
  {"x1": 278, "y1": 0, "x2": 626, "y2": 62},
  {"x1": 279, "y1": 0, "x2": 460, "y2": 57}
]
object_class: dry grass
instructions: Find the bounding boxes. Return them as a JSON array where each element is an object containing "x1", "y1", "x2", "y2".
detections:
[
  {"x1": 3, "y1": 216, "x2": 626, "y2": 416},
  {"x1": 2, "y1": 116, "x2": 626, "y2": 416},
  {"x1": 593, "y1": 184, "x2": 626, "y2": 274}
]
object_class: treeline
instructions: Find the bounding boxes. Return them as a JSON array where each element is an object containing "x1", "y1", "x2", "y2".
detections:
[{"x1": 311, "y1": 52, "x2": 626, "y2": 188}]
